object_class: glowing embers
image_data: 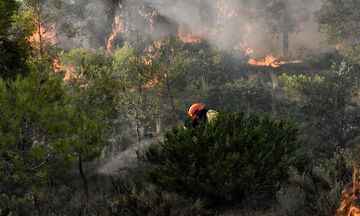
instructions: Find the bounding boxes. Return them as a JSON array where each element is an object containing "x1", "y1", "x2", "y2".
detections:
[
  {"x1": 248, "y1": 54, "x2": 302, "y2": 68},
  {"x1": 336, "y1": 166, "x2": 360, "y2": 216}
]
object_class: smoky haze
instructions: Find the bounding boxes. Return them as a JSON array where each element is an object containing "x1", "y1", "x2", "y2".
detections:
[
  {"x1": 52, "y1": 0, "x2": 332, "y2": 58},
  {"x1": 145, "y1": 0, "x2": 331, "y2": 58}
]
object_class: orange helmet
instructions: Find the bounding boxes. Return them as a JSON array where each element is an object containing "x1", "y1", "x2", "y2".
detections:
[{"x1": 187, "y1": 103, "x2": 205, "y2": 120}]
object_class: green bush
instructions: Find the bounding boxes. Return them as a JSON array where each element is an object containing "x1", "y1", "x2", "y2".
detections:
[{"x1": 144, "y1": 111, "x2": 308, "y2": 204}]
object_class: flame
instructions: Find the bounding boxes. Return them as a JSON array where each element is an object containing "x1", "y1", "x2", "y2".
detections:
[
  {"x1": 106, "y1": 15, "x2": 125, "y2": 53},
  {"x1": 142, "y1": 77, "x2": 159, "y2": 88},
  {"x1": 216, "y1": 0, "x2": 238, "y2": 20},
  {"x1": 336, "y1": 165, "x2": 360, "y2": 216},
  {"x1": 28, "y1": 22, "x2": 57, "y2": 55},
  {"x1": 231, "y1": 24, "x2": 255, "y2": 55},
  {"x1": 334, "y1": 44, "x2": 341, "y2": 50},
  {"x1": 234, "y1": 42, "x2": 254, "y2": 55},
  {"x1": 248, "y1": 54, "x2": 302, "y2": 68},
  {"x1": 138, "y1": 10, "x2": 158, "y2": 32},
  {"x1": 52, "y1": 58, "x2": 77, "y2": 81},
  {"x1": 178, "y1": 26, "x2": 202, "y2": 43},
  {"x1": 53, "y1": 59, "x2": 62, "y2": 73},
  {"x1": 233, "y1": 25, "x2": 253, "y2": 55}
]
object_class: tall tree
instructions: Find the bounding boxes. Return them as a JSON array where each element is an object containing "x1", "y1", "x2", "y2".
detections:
[
  {"x1": 258, "y1": 0, "x2": 313, "y2": 57},
  {"x1": 59, "y1": 48, "x2": 122, "y2": 199}
]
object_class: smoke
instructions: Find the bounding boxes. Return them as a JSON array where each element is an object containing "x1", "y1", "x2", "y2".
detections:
[
  {"x1": 48, "y1": 0, "x2": 332, "y2": 58},
  {"x1": 97, "y1": 136, "x2": 163, "y2": 174},
  {"x1": 145, "y1": 0, "x2": 331, "y2": 57}
]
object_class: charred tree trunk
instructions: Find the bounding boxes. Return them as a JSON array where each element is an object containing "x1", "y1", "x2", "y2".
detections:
[
  {"x1": 281, "y1": 5, "x2": 290, "y2": 58},
  {"x1": 78, "y1": 156, "x2": 89, "y2": 200},
  {"x1": 282, "y1": 30, "x2": 288, "y2": 58}
]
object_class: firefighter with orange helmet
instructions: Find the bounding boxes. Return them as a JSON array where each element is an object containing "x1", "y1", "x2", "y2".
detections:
[{"x1": 186, "y1": 103, "x2": 218, "y2": 127}]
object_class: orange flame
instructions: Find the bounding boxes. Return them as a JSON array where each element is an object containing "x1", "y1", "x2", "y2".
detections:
[
  {"x1": 28, "y1": 22, "x2": 57, "y2": 55},
  {"x1": 106, "y1": 15, "x2": 125, "y2": 53},
  {"x1": 234, "y1": 25, "x2": 254, "y2": 55},
  {"x1": 138, "y1": 10, "x2": 158, "y2": 32},
  {"x1": 248, "y1": 54, "x2": 302, "y2": 68},
  {"x1": 52, "y1": 58, "x2": 77, "y2": 81},
  {"x1": 334, "y1": 44, "x2": 341, "y2": 50},
  {"x1": 142, "y1": 77, "x2": 159, "y2": 88},
  {"x1": 336, "y1": 165, "x2": 360, "y2": 216},
  {"x1": 178, "y1": 26, "x2": 202, "y2": 43},
  {"x1": 234, "y1": 42, "x2": 254, "y2": 55}
]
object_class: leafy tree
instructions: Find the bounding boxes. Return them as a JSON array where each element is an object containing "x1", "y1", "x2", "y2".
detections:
[
  {"x1": 279, "y1": 60, "x2": 360, "y2": 157},
  {"x1": 59, "y1": 48, "x2": 122, "y2": 198},
  {"x1": 150, "y1": 38, "x2": 193, "y2": 130},
  {"x1": 112, "y1": 43, "x2": 151, "y2": 145},
  {"x1": 318, "y1": 0, "x2": 360, "y2": 63},
  {"x1": 144, "y1": 111, "x2": 308, "y2": 204},
  {"x1": 0, "y1": 0, "x2": 35, "y2": 79}
]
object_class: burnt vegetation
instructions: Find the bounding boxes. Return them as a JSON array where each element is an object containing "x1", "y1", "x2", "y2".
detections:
[{"x1": 1, "y1": 0, "x2": 360, "y2": 215}]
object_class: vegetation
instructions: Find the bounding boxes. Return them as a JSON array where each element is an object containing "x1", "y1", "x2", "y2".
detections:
[
  {"x1": 2, "y1": 0, "x2": 360, "y2": 215},
  {"x1": 318, "y1": 0, "x2": 360, "y2": 63},
  {"x1": 277, "y1": 148, "x2": 355, "y2": 216},
  {"x1": 144, "y1": 111, "x2": 308, "y2": 204}
]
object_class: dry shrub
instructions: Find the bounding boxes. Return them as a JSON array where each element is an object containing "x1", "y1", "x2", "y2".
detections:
[{"x1": 276, "y1": 148, "x2": 355, "y2": 216}]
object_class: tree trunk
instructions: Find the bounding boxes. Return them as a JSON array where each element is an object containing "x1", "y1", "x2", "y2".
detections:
[
  {"x1": 155, "y1": 117, "x2": 161, "y2": 135},
  {"x1": 37, "y1": 10, "x2": 43, "y2": 55},
  {"x1": 269, "y1": 69, "x2": 278, "y2": 89},
  {"x1": 282, "y1": 7, "x2": 290, "y2": 58},
  {"x1": 282, "y1": 30, "x2": 289, "y2": 58},
  {"x1": 135, "y1": 118, "x2": 141, "y2": 166},
  {"x1": 166, "y1": 81, "x2": 176, "y2": 114},
  {"x1": 78, "y1": 156, "x2": 89, "y2": 200}
]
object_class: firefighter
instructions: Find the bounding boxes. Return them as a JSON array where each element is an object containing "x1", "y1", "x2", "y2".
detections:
[{"x1": 186, "y1": 103, "x2": 218, "y2": 127}]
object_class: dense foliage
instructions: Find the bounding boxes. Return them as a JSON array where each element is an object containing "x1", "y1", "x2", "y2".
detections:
[
  {"x1": 0, "y1": 0, "x2": 34, "y2": 79},
  {"x1": 2, "y1": 0, "x2": 360, "y2": 214},
  {"x1": 280, "y1": 60, "x2": 360, "y2": 157},
  {"x1": 144, "y1": 111, "x2": 308, "y2": 204},
  {"x1": 319, "y1": 0, "x2": 360, "y2": 63}
]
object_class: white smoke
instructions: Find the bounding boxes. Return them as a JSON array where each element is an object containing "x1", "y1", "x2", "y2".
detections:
[
  {"x1": 51, "y1": 0, "x2": 333, "y2": 59},
  {"x1": 98, "y1": 136, "x2": 163, "y2": 174}
]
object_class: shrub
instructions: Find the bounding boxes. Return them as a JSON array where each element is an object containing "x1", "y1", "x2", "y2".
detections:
[
  {"x1": 276, "y1": 148, "x2": 355, "y2": 216},
  {"x1": 110, "y1": 175, "x2": 204, "y2": 216},
  {"x1": 144, "y1": 111, "x2": 308, "y2": 204}
]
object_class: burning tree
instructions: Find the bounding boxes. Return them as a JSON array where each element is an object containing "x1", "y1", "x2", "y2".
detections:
[{"x1": 23, "y1": 0, "x2": 57, "y2": 56}]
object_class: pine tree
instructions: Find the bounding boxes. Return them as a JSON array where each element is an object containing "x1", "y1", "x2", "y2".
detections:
[
  {"x1": 0, "y1": 0, "x2": 35, "y2": 79},
  {"x1": 144, "y1": 111, "x2": 308, "y2": 204}
]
